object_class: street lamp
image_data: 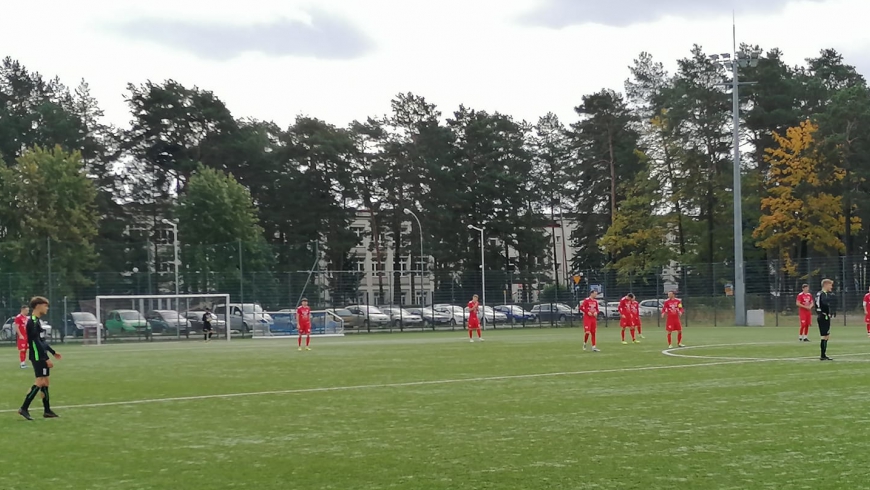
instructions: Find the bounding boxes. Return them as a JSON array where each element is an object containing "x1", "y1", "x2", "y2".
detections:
[
  {"x1": 709, "y1": 29, "x2": 761, "y2": 326},
  {"x1": 403, "y1": 208, "x2": 426, "y2": 306},
  {"x1": 161, "y1": 219, "x2": 180, "y2": 299},
  {"x1": 468, "y1": 224, "x2": 486, "y2": 329}
]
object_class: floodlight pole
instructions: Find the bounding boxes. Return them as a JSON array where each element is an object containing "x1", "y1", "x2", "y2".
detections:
[
  {"x1": 162, "y1": 219, "x2": 180, "y2": 303},
  {"x1": 469, "y1": 224, "x2": 486, "y2": 329},
  {"x1": 710, "y1": 23, "x2": 758, "y2": 326},
  {"x1": 404, "y1": 208, "x2": 426, "y2": 306}
]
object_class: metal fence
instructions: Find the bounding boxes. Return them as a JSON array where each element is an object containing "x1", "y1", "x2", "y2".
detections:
[{"x1": 2, "y1": 238, "x2": 869, "y2": 341}]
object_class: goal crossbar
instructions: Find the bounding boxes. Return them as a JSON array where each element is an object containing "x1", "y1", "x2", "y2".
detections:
[{"x1": 95, "y1": 294, "x2": 231, "y2": 345}]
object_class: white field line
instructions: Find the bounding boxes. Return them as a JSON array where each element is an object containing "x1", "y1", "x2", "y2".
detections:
[
  {"x1": 0, "y1": 357, "x2": 777, "y2": 414},
  {"x1": 662, "y1": 341, "x2": 870, "y2": 362}
]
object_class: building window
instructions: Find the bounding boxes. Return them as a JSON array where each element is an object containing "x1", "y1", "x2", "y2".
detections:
[
  {"x1": 371, "y1": 261, "x2": 386, "y2": 276},
  {"x1": 373, "y1": 292, "x2": 383, "y2": 305},
  {"x1": 401, "y1": 292, "x2": 408, "y2": 306},
  {"x1": 351, "y1": 226, "x2": 365, "y2": 239},
  {"x1": 353, "y1": 256, "x2": 366, "y2": 272}
]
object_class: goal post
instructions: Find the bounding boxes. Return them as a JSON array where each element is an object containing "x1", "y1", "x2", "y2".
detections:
[
  {"x1": 93, "y1": 294, "x2": 231, "y2": 345},
  {"x1": 257, "y1": 309, "x2": 345, "y2": 339}
]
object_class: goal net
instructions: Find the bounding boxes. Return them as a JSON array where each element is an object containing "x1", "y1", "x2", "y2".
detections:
[
  {"x1": 91, "y1": 294, "x2": 231, "y2": 345},
  {"x1": 257, "y1": 309, "x2": 345, "y2": 339}
]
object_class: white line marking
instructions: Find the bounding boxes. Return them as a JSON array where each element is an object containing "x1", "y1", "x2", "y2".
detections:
[
  {"x1": 662, "y1": 341, "x2": 870, "y2": 362},
  {"x1": 0, "y1": 357, "x2": 777, "y2": 414}
]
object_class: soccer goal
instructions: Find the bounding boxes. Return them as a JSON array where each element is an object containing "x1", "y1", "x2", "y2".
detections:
[
  {"x1": 256, "y1": 309, "x2": 345, "y2": 339},
  {"x1": 91, "y1": 294, "x2": 231, "y2": 345}
]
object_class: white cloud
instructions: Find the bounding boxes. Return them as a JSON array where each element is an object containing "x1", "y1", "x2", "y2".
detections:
[{"x1": 0, "y1": 0, "x2": 866, "y2": 131}]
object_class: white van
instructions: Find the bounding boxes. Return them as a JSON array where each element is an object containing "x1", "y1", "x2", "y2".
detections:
[{"x1": 213, "y1": 303, "x2": 273, "y2": 333}]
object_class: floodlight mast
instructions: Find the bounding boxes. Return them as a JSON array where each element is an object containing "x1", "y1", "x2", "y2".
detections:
[{"x1": 708, "y1": 23, "x2": 760, "y2": 326}]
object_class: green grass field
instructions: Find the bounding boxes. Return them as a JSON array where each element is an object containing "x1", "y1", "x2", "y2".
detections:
[{"x1": 2, "y1": 324, "x2": 870, "y2": 490}]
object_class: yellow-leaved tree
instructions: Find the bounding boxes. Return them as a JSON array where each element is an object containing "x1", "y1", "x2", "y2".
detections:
[{"x1": 753, "y1": 119, "x2": 861, "y2": 275}]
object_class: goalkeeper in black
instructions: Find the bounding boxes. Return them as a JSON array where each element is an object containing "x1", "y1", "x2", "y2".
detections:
[
  {"x1": 816, "y1": 279, "x2": 837, "y2": 361},
  {"x1": 18, "y1": 296, "x2": 62, "y2": 420}
]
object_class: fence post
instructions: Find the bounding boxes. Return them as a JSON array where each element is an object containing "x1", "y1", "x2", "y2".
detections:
[{"x1": 713, "y1": 262, "x2": 717, "y2": 327}]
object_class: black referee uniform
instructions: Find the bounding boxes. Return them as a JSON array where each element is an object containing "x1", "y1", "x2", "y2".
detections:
[
  {"x1": 27, "y1": 315, "x2": 57, "y2": 378},
  {"x1": 816, "y1": 290, "x2": 836, "y2": 360}
]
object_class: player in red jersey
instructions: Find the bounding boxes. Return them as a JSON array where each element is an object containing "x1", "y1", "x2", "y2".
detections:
[
  {"x1": 618, "y1": 293, "x2": 639, "y2": 344},
  {"x1": 15, "y1": 305, "x2": 29, "y2": 368},
  {"x1": 630, "y1": 295, "x2": 643, "y2": 341},
  {"x1": 796, "y1": 284, "x2": 814, "y2": 342},
  {"x1": 297, "y1": 298, "x2": 312, "y2": 351},
  {"x1": 467, "y1": 294, "x2": 483, "y2": 342},
  {"x1": 580, "y1": 290, "x2": 601, "y2": 352},
  {"x1": 662, "y1": 291, "x2": 684, "y2": 348},
  {"x1": 863, "y1": 286, "x2": 870, "y2": 338}
]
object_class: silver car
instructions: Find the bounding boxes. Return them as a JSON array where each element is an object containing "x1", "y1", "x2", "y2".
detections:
[
  {"x1": 381, "y1": 307, "x2": 424, "y2": 328},
  {"x1": 345, "y1": 305, "x2": 392, "y2": 329}
]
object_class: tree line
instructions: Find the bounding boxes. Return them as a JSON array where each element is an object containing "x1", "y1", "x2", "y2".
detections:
[{"x1": 0, "y1": 43, "x2": 868, "y2": 308}]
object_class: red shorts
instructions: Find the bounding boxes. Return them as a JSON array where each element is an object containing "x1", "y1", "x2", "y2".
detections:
[
  {"x1": 800, "y1": 314, "x2": 813, "y2": 328},
  {"x1": 583, "y1": 318, "x2": 597, "y2": 333},
  {"x1": 468, "y1": 318, "x2": 480, "y2": 329},
  {"x1": 17, "y1": 339, "x2": 27, "y2": 351},
  {"x1": 298, "y1": 324, "x2": 311, "y2": 335},
  {"x1": 620, "y1": 317, "x2": 632, "y2": 328},
  {"x1": 666, "y1": 319, "x2": 682, "y2": 332},
  {"x1": 865, "y1": 314, "x2": 870, "y2": 325}
]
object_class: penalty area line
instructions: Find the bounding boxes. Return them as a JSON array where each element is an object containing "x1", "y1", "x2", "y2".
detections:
[{"x1": 0, "y1": 357, "x2": 776, "y2": 414}]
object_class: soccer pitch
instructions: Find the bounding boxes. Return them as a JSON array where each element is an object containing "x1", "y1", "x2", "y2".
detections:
[{"x1": 3, "y1": 326, "x2": 870, "y2": 489}]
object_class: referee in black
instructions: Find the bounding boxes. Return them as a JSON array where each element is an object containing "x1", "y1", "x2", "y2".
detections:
[
  {"x1": 816, "y1": 279, "x2": 836, "y2": 361},
  {"x1": 18, "y1": 296, "x2": 62, "y2": 420}
]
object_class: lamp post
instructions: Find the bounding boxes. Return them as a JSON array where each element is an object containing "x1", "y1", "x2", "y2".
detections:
[
  {"x1": 468, "y1": 224, "x2": 485, "y2": 329},
  {"x1": 709, "y1": 27, "x2": 760, "y2": 327},
  {"x1": 161, "y1": 219, "x2": 180, "y2": 301},
  {"x1": 403, "y1": 208, "x2": 426, "y2": 306}
]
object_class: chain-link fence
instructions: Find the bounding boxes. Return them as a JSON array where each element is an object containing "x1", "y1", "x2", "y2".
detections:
[{"x1": 2, "y1": 238, "x2": 868, "y2": 342}]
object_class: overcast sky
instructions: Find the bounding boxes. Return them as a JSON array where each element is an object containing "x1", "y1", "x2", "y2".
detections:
[{"x1": 2, "y1": 0, "x2": 867, "y2": 129}]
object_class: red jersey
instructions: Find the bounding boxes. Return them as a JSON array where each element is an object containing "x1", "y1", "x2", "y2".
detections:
[
  {"x1": 863, "y1": 293, "x2": 870, "y2": 315},
  {"x1": 14, "y1": 314, "x2": 27, "y2": 347},
  {"x1": 663, "y1": 298, "x2": 683, "y2": 318},
  {"x1": 618, "y1": 297, "x2": 632, "y2": 327},
  {"x1": 629, "y1": 300, "x2": 641, "y2": 324},
  {"x1": 797, "y1": 292, "x2": 814, "y2": 317},
  {"x1": 296, "y1": 305, "x2": 311, "y2": 328},
  {"x1": 580, "y1": 298, "x2": 599, "y2": 318},
  {"x1": 467, "y1": 301, "x2": 479, "y2": 322}
]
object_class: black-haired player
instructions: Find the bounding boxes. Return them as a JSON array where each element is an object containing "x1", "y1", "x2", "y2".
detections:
[
  {"x1": 202, "y1": 308, "x2": 215, "y2": 342},
  {"x1": 18, "y1": 296, "x2": 61, "y2": 420}
]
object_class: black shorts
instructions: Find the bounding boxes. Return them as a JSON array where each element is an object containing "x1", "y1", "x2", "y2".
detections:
[
  {"x1": 818, "y1": 317, "x2": 831, "y2": 337},
  {"x1": 202, "y1": 324, "x2": 213, "y2": 332},
  {"x1": 32, "y1": 360, "x2": 50, "y2": 378}
]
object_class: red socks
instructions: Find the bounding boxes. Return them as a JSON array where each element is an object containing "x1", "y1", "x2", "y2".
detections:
[
  {"x1": 477, "y1": 329, "x2": 481, "y2": 338},
  {"x1": 468, "y1": 329, "x2": 473, "y2": 339},
  {"x1": 621, "y1": 329, "x2": 626, "y2": 341},
  {"x1": 630, "y1": 329, "x2": 636, "y2": 341},
  {"x1": 298, "y1": 336, "x2": 302, "y2": 347},
  {"x1": 591, "y1": 332, "x2": 596, "y2": 346},
  {"x1": 584, "y1": 333, "x2": 590, "y2": 344},
  {"x1": 306, "y1": 335, "x2": 310, "y2": 346},
  {"x1": 19, "y1": 350, "x2": 25, "y2": 363},
  {"x1": 667, "y1": 333, "x2": 672, "y2": 345},
  {"x1": 678, "y1": 332, "x2": 683, "y2": 344},
  {"x1": 637, "y1": 325, "x2": 642, "y2": 335}
]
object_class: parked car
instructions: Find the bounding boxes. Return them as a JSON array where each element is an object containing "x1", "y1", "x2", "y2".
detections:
[
  {"x1": 433, "y1": 304, "x2": 469, "y2": 325},
  {"x1": 145, "y1": 310, "x2": 193, "y2": 336},
  {"x1": 184, "y1": 310, "x2": 227, "y2": 333},
  {"x1": 381, "y1": 307, "x2": 424, "y2": 328},
  {"x1": 1, "y1": 317, "x2": 52, "y2": 340},
  {"x1": 345, "y1": 305, "x2": 391, "y2": 329},
  {"x1": 477, "y1": 306, "x2": 509, "y2": 325},
  {"x1": 105, "y1": 310, "x2": 150, "y2": 336},
  {"x1": 493, "y1": 305, "x2": 536, "y2": 323},
  {"x1": 406, "y1": 307, "x2": 453, "y2": 327},
  {"x1": 66, "y1": 312, "x2": 102, "y2": 338},
  {"x1": 325, "y1": 308, "x2": 360, "y2": 328},
  {"x1": 213, "y1": 303, "x2": 274, "y2": 333},
  {"x1": 638, "y1": 299, "x2": 664, "y2": 316},
  {"x1": 530, "y1": 303, "x2": 578, "y2": 322},
  {"x1": 604, "y1": 302, "x2": 621, "y2": 319}
]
